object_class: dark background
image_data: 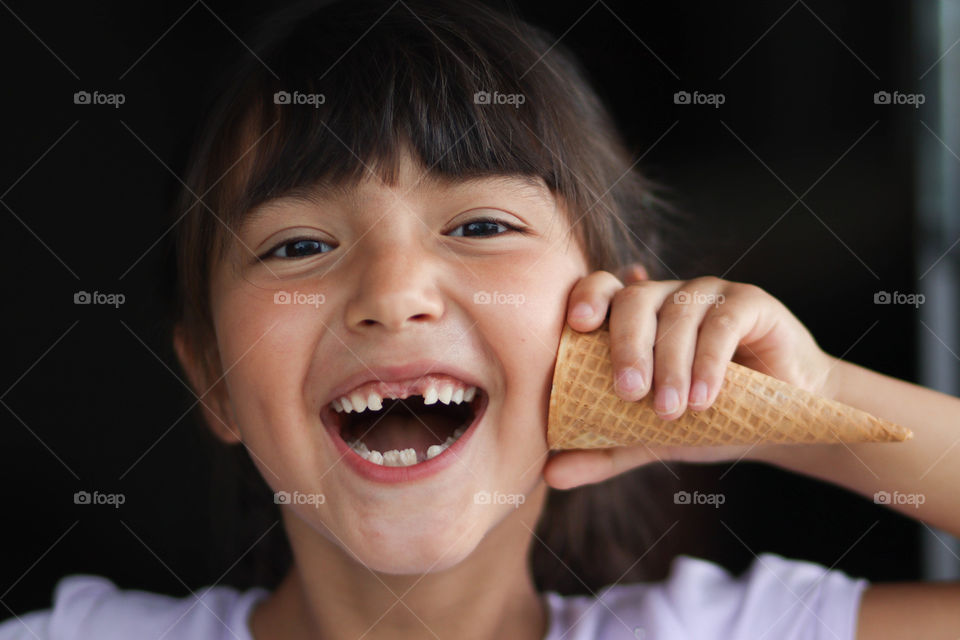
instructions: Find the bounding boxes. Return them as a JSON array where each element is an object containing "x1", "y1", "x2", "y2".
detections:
[{"x1": 0, "y1": 0, "x2": 938, "y2": 614}]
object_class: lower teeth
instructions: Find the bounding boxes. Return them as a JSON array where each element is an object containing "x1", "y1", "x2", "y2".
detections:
[{"x1": 349, "y1": 427, "x2": 466, "y2": 467}]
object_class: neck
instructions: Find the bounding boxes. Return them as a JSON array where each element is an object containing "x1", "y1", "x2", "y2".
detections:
[{"x1": 251, "y1": 481, "x2": 551, "y2": 640}]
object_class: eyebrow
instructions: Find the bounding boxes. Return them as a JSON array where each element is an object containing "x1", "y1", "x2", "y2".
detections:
[
  {"x1": 238, "y1": 173, "x2": 551, "y2": 231},
  {"x1": 237, "y1": 182, "x2": 351, "y2": 234}
]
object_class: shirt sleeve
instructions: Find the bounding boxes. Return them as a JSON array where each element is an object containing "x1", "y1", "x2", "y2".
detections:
[
  {"x1": 0, "y1": 575, "x2": 120, "y2": 640},
  {"x1": 546, "y1": 552, "x2": 870, "y2": 640},
  {"x1": 661, "y1": 552, "x2": 871, "y2": 640},
  {"x1": 0, "y1": 610, "x2": 52, "y2": 640},
  {"x1": 0, "y1": 574, "x2": 260, "y2": 640}
]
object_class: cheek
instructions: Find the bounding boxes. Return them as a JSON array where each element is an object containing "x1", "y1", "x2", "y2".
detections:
[
  {"x1": 212, "y1": 287, "x2": 324, "y2": 462},
  {"x1": 479, "y1": 248, "x2": 588, "y2": 471}
]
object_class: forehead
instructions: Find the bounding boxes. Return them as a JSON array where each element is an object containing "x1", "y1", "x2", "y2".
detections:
[{"x1": 240, "y1": 168, "x2": 557, "y2": 229}]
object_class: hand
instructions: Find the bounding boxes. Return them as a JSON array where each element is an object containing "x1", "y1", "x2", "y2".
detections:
[{"x1": 543, "y1": 265, "x2": 838, "y2": 489}]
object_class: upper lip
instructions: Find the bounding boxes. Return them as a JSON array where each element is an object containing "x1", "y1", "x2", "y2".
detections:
[{"x1": 322, "y1": 360, "x2": 487, "y2": 409}]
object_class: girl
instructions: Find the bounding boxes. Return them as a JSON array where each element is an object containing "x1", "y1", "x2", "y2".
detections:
[{"x1": 3, "y1": 0, "x2": 960, "y2": 638}]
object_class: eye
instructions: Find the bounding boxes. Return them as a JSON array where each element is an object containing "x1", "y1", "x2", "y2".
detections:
[
  {"x1": 448, "y1": 216, "x2": 522, "y2": 238},
  {"x1": 261, "y1": 237, "x2": 335, "y2": 260},
  {"x1": 258, "y1": 215, "x2": 522, "y2": 262}
]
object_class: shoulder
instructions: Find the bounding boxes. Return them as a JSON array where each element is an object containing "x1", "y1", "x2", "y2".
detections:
[
  {"x1": 0, "y1": 574, "x2": 270, "y2": 640},
  {"x1": 542, "y1": 553, "x2": 870, "y2": 640}
]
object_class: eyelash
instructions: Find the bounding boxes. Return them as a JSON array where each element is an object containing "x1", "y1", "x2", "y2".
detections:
[{"x1": 259, "y1": 216, "x2": 524, "y2": 260}]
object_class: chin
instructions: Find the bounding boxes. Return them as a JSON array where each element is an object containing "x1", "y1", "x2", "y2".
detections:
[
  {"x1": 350, "y1": 521, "x2": 486, "y2": 575},
  {"x1": 346, "y1": 498, "x2": 494, "y2": 574},
  {"x1": 360, "y1": 547, "x2": 477, "y2": 575}
]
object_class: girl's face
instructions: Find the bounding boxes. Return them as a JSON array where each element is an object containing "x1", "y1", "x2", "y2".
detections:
[{"x1": 205, "y1": 151, "x2": 589, "y2": 574}]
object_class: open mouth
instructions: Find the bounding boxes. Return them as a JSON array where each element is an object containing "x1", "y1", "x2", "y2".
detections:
[{"x1": 323, "y1": 380, "x2": 486, "y2": 467}]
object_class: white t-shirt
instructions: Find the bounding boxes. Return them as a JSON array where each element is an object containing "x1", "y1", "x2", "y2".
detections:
[{"x1": 0, "y1": 552, "x2": 868, "y2": 639}]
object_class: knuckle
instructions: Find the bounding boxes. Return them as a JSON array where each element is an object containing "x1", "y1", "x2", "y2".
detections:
[
  {"x1": 617, "y1": 324, "x2": 647, "y2": 346},
  {"x1": 703, "y1": 311, "x2": 739, "y2": 335},
  {"x1": 693, "y1": 350, "x2": 726, "y2": 373},
  {"x1": 610, "y1": 333, "x2": 649, "y2": 365},
  {"x1": 662, "y1": 298, "x2": 699, "y2": 322},
  {"x1": 598, "y1": 269, "x2": 625, "y2": 286},
  {"x1": 692, "y1": 275, "x2": 722, "y2": 289},
  {"x1": 578, "y1": 269, "x2": 617, "y2": 289},
  {"x1": 651, "y1": 345, "x2": 685, "y2": 375},
  {"x1": 734, "y1": 281, "x2": 766, "y2": 299}
]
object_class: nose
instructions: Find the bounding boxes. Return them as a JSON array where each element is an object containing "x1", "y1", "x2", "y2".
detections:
[{"x1": 344, "y1": 236, "x2": 445, "y2": 332}]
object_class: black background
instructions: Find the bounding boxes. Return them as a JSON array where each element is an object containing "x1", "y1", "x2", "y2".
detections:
[{"x1": 0, "y1": 0, "x2": 937, "y2": 614}]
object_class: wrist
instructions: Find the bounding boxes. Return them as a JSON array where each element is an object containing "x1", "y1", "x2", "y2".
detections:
[{"x1": 820, "y1": 353, "x2": 849, "y2": 403}]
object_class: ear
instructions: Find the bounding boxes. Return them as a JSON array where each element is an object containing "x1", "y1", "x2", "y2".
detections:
[
  {"x1": 173, "y1": 324, "x2": 242, "y2": 445},
  {"x1": 617, "y1": 262, "x2": 649, "y2": 284}
]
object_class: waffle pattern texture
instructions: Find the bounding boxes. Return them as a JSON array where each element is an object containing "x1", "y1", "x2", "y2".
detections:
[{"x1": 547, "y1": 323, "x2": 913, "y2": 449}]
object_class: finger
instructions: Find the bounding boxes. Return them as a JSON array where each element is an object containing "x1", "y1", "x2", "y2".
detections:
[
  {"x1": 617, "y1": 263, "x2": 649, "y2": 284},
  {"x1": 688, "y1": 290, "x2": 755, "y2": 410},
  {"x1": 543, "y1": 447, "x2": 665, "y2": 489},
  {"x1": 566, "y1": 270, "x2": 624, "y2": 332},
  {"x1": 607, "y1": 280, "x2": 677, "y2": 401},
  {"x1": 651, "y1": 277, "x2": 724, "y2": 420}
]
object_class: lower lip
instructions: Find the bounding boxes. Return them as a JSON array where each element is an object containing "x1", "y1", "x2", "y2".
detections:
[{"x1": 321, "y1": 393, "x2": 488, "y2": 484}]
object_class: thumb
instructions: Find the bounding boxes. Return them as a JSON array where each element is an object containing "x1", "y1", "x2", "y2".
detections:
[{"x1": 543, "y1": 446, "x2": 667, "y2": 489}]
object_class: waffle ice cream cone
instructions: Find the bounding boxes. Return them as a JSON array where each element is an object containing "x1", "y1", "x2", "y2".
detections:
[{"x1": 547, "y1": 323, "x2": 913, "y2": 449}]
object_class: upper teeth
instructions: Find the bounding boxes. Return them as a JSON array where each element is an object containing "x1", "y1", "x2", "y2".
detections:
[{"x1": 333, "y1": 383, "x2": 477, "y2": 414}]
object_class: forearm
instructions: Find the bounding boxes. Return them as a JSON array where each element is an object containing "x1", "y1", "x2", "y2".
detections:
[{"x1": 756, "y1": 356, "x2": 960, "y2": 537}]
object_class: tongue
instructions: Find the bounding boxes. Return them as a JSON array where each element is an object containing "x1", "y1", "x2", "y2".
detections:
[{"x1": 358, "y1": 412, "x2": 457, "y2": 454}]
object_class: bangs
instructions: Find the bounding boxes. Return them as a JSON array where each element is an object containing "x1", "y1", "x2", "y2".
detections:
[
  {"x1": 202, "y1": 0, "x2": 590, "y2": 259},
  {"x1": 174, "y1": 0, "x2": 672, "y2": 355}
]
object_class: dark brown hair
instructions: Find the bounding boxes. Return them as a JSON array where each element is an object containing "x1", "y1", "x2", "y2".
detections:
[{"x1": 165, "y1": 0, "x2": 692, "y2": 595}]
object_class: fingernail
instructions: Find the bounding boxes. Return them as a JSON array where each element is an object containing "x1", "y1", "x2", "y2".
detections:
[
  {"x1": 571, "y1": 302, "x2": 593, "y2": 319},
  {"x1": 616, "y1": 368, "x2": 644, "y2": 394},
  {"x1": 655, "y1": 386, "x2": 679, "y2": 415},
  {"x1": 690, "y1": 380, "x2": 708, "y2": 407}
]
